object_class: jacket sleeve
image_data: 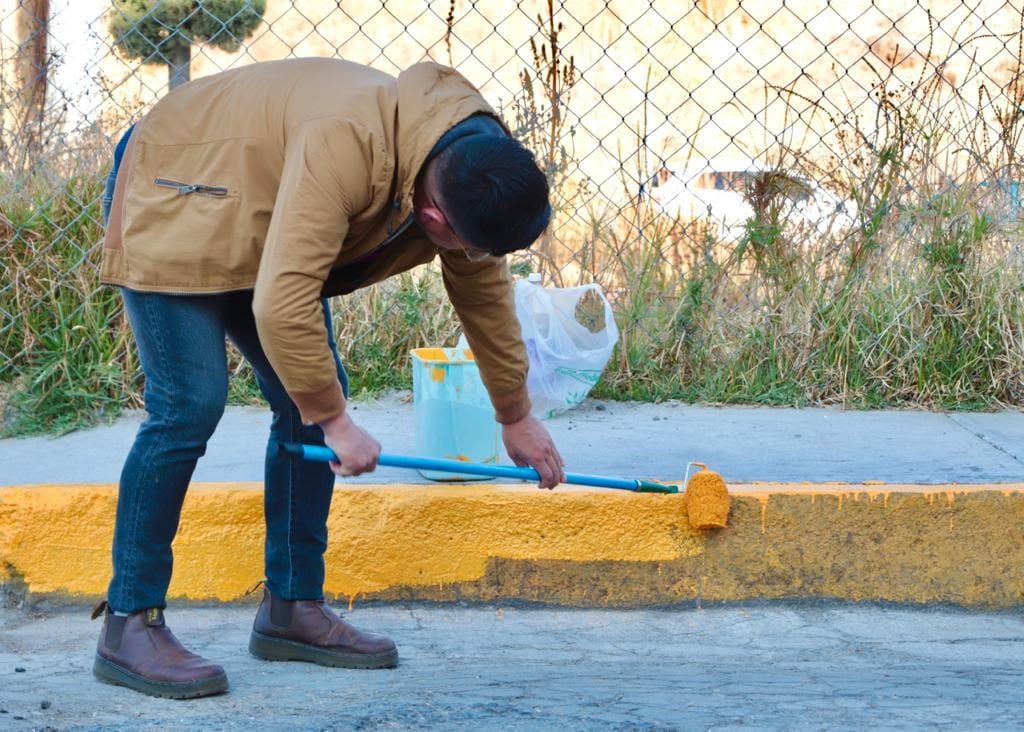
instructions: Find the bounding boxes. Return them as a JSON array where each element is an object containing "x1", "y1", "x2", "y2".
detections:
[
  {"x1": 440, "y1": 251, "x2": 532, "y2": 424},
  {"x1": 254, "y1": 118, "x2": 374, "y2": 425}
]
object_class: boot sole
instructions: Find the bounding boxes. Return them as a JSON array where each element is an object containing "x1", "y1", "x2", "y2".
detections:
[
  {"x1": 93, "y1": 654, "x2": 229, "y2": 699},
  {"x1": 249, "y1": 631, "x2": 399, "y2": 669}
]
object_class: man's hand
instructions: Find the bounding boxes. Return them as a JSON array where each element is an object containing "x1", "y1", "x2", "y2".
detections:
[
  {"x1": 320, "y1": 411, "x2": 381, "y2": 477},
  {"x1": 502, "y1": 414, "x2": 565, "y2": 489}
]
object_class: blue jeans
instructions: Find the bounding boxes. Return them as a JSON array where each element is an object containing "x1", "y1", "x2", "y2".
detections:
[
  {"x1": 101, "y1": 123, "x2": 135, "y2": 222},
  {"x1": 104, "y1": 127, "x2": 348, "y2": 611}
]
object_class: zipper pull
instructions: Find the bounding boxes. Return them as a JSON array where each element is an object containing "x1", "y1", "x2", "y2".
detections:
[
  {"x1": 154, "y1": 178, "x2": 228, "y2": 197},
  {"x1": 195, "y1": 184, "x2": 228, "y2": 197}
]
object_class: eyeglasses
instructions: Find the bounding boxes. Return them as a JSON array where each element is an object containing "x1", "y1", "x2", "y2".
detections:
[{"x1": 430, "y1": 194, "x2": 492, "y2": 262}]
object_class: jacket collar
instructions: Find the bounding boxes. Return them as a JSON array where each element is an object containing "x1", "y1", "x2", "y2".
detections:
[{"x1": 393, "y1": 63, "x2": 508, "y2": 215}]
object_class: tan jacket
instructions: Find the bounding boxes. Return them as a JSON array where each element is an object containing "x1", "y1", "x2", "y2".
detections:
[{"x1": 101, "y1": 58, "x2": 531, "y2": 424}]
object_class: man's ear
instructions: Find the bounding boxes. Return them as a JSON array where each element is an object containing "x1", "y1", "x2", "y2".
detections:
[
  {"x1": 419, "y1": 203, "x2": 447, "y2": 230},
  {"x1": 416, "y1": 159, "x2": 452, "y2": 233}
]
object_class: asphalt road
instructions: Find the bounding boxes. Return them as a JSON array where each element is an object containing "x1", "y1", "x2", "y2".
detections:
[{"x1": 2, "y1": 602, "x2": 1023, "y2": 730}]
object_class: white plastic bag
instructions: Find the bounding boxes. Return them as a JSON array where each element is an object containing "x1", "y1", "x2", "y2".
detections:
[{"x1": 513, "y1": 275, "x2": 619, "y2": 419}]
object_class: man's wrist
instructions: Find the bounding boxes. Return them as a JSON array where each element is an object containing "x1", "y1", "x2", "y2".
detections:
[
  {"x1": 491, "y1": 382, "x2": 531, "y2": 424},
  {"x1": 319, "y1": 410, "x2": 351, "y2": 438},
  {"x1": 501, "y1": 413, "x2": 532, "y2": 428}
]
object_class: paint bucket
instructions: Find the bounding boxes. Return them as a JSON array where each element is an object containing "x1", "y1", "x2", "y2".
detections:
[{"x1": 410, "y1": 347, "x2": 500, "y2": 481}]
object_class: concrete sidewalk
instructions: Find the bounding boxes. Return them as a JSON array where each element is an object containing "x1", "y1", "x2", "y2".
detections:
[
  {"x1": 3, "y1": 395, "x2": 1024, "y2": 485},
  {"x1": 3, "y1": 602, "x2": 1024, "y2": 730}
]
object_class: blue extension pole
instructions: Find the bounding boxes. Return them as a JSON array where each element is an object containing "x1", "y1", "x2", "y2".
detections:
[{"x1": 276, "y1": 442, "x2": 678, "y2": 494}]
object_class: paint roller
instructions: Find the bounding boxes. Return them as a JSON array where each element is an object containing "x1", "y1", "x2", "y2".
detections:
[{"x1": 276, "y1": 442, "x2": 730, "y2": 530}]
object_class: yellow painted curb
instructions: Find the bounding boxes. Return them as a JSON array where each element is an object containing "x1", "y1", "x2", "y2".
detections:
[{"x1": 1, "y1": 482, "x2": 1023, "y2": 608}]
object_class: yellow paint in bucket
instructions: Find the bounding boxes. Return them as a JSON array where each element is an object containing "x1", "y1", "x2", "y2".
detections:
[{"x1": 414, "y1": 348, "x2": 451, "y2": 362}]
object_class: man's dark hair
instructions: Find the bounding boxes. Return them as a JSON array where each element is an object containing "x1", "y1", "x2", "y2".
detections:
[{"x1": 435, "y1": 135, "x2": 551, "y2": 256}]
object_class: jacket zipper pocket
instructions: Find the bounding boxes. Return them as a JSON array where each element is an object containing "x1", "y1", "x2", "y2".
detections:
[{"x1": 154, "y1": 178, "x2": 229, "y2": 197}]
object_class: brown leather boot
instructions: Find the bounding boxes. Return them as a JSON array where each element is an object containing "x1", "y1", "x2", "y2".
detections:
[
  {"x1": 249, "y1": 587, "x2": 398, "y2": 669},
  {"x1": 92, "y1": 602, "x2": 229, "y2": 699}
]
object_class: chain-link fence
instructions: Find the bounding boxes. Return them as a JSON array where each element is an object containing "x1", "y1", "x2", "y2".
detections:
[{"x1": 2, "y1": 0, "x2": 1023, "y2": 432}]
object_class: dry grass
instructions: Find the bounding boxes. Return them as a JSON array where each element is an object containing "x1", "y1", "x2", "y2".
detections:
[{"x1": 2, "y1": 1, "x2": 1023, "y2": 433}]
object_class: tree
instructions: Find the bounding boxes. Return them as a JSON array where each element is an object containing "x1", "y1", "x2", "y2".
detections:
[
  {"x1": 108, "y1": 0, "x2": 265, "y2": 90},
  {"x1": 1, "y1": 0, "x2": 50, "y2": 174}
]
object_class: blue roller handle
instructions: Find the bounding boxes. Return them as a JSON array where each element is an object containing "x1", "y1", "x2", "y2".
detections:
[{"x1": 276, "y1": 442, "x2": 678, "y2": 494}]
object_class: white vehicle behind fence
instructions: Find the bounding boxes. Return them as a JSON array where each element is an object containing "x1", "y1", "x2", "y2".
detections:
[{"x1": 644, "y1": 159, "x2": 858, "y2": 238}]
